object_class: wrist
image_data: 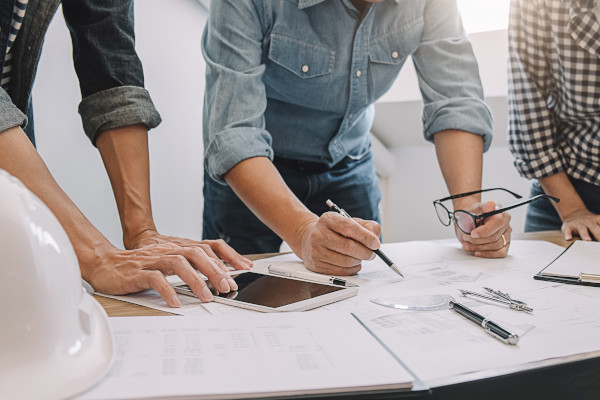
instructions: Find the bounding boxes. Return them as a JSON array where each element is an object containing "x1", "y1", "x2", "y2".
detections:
[
  {"x1": 452, "y1": 195, "x2": 481, "y2": 212},
  {"x1": 557, "y1": 203, "x2": 590, "y2": 221},
  {"x1": 77, "y1": 240, "x2": 115, "y2": 284},
  {"x1": 123, "y1": 224, "x2": 158, "y2": 249}
]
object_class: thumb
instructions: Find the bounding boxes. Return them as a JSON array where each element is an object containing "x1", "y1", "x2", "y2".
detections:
[{"x1": 482, "y1": 200, "x2": 496, "y2": 213}]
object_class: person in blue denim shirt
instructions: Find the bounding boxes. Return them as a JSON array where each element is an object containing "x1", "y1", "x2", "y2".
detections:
[
  {"x1": 0, "y1": 0, "x2": 251, "y2": 307},
  {"x1": 202, "y1": 0, "x2": 513, "y2": 276}
]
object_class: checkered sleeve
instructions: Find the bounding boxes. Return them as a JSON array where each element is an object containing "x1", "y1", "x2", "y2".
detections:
[{"x1": 508, "y1": 0, "x2": 564, "y2": 179}]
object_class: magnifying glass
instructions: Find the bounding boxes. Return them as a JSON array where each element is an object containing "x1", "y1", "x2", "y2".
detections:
[{"x1": 371, "y1": 294, "x2": 454, "y2": 311}]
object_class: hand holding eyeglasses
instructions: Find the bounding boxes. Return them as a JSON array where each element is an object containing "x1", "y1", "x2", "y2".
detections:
[{"x1": 433, "y1": 188, "x2": 560, "y2": 258}]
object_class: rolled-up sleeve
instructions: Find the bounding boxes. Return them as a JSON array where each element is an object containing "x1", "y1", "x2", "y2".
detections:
[
  {"x1": 412, "y1": 0, "x2": 493, "y2": 150},
  {"x1": 0, "y1": 89, "x2": 27, "y2": 134},
  {"x1": 202, "y1": 0, "x2": 273, "y2": 184},
  {"x1": 62, "y1": 0, "x2": 161, "y2": 144},
  {"x1": 507, "y1": 0, "x2": 561, "y2": 179}
]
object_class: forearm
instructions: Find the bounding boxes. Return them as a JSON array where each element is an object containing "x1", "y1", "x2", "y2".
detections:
[
  {"x1": 0, "y1": 127, "x2": 112, "y2": 278},
  {"x1": 538, "y1": 172, "x2": 588, "y2": 220},
  {"x1": 434, "y1": 129, "x2": 484, "y2": 209},
  {"x1": 95, "y1": 124, "x2": 156, "y2": 248},
  {"x1": 224, "y1": 157, "x2": 317, "y2": 253}
]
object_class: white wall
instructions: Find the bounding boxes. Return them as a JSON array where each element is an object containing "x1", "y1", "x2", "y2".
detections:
[{"x1": 34, "y1": 0, "x2": 208, "y2": 248}]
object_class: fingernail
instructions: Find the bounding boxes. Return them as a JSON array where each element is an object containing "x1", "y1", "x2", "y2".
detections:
[
  {"x1": 244, "y1": 258, "x2": 253, "y2": 268},
  {"x1": 201, "y1": 286, "x2": 214, "y2": 302},
  {"x1": 474, "y1": 252, "x2": 482, "y2": 257},
  {"x1": 228, "y1": 277, "x2": 238, "y2": 290},
  {"x1": 219, "y1": 278, "x2": 230, "y2": 292},
  {"x1": 471, "y1": 232, "x2": 480, "y2": 238},
  {"x1": 370, "y1": 253, "x2": 376, "y2": 261},
  {"x1": 170, "y1": 294, "x2": 182, "y2": 308}
]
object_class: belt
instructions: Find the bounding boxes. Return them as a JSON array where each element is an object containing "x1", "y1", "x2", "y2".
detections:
[{"x1": 273, "y1": 156, "x2": 331, "y2": 174}]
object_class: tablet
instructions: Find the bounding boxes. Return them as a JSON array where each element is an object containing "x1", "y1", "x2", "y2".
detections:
[{"x1": 173, "y1": 271, "x2": 358, "y2": 312}]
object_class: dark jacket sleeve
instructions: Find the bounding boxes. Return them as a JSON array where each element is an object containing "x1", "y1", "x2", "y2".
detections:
[{"x1": 62, "y1": 0, "x2": 161, "y2": 144}]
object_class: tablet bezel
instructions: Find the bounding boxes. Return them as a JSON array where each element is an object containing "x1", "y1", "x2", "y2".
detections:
[{"x1": 173, "y1": 271, "x2": 358, "y2": 312}]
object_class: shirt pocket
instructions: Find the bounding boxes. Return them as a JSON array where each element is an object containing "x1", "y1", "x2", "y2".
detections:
[
  {"x1": 264, "y1": 33, "x2": 335, "y2": 110},
  {"x1": 368, "y1": 17, "x2": 423, "y2": 99}
]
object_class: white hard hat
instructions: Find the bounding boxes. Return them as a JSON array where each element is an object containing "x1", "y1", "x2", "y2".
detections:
[{"x1": 0, "y1": 169, "x2": 114, "y2": 400}]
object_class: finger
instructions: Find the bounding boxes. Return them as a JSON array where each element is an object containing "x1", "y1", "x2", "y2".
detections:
[
  {"x1": 561, "y1": 224, "x2": 574, "y2": 241},
  {"x1": 576, "y1": 225, "x2": 592, "y2": 241},
  {"x1": 323, "y1": 228, "x2": 378, "y2": 262},
  {"x1": 589, "y1": 223, "x2": 600, "y2": 242},
  {"x1": 172, "y1": 247, "x2": 236, "y2": 293},
  {"x1": 150, "y1": 255, "x2": 215, "y2": 302},
  {"x1": 323, "y1": 212, "x2": 380, "y2": 250},
  {"x1": 144, "y1": 270, "x2": 183, "y2": 308},
  {"x1": 466, "y1": 228, "x2": 511, "y2": 253},
  {"x1": 197, "y1": 244, "x2": 231, "y2": 273},
  {"x1": 306, "y1": 258, "x2": 362, "y2": 276},
  {"x1": 470, "y1": 212, "x2": 511, "y2": 243},
  {"x1": 201, "y1": 239, "x2": 253, "y2": 270},
  {"x1": 354, "y1": 218, "x2": 382, "y2": 237},
  {"x1": 473, "y1": 244, "x2": 510, "y2": 258}
]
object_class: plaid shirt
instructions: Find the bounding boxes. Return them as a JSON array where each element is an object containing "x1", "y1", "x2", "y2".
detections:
[{"x1": 508, "y1": 0, "x2": 600, "y2": 186}]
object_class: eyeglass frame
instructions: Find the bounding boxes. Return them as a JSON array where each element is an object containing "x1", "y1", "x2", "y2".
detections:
[{"x1": 433, "y1": 187, "x2": 560, "y2": 234}]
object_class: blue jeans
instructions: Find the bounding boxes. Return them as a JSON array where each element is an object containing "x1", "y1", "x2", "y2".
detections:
[
  {"x1": 525, "y1": 178, "x2": 600, "y2": 232},
  {"x1": 202, "y1": 153, "x2": 382, "y2": 254}
]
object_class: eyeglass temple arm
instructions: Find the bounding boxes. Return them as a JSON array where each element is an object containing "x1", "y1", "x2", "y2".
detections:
[
  {"x1": 475, "y1": 194, "x2": 560, "y2": 220},
  {"x1": 436, "y1": 187, "x2": 522, "y2": 203}
]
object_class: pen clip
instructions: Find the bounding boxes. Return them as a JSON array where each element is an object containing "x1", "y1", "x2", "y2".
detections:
[{"x1": 267, "y1": 265, "x2": 292, "y2": 278}]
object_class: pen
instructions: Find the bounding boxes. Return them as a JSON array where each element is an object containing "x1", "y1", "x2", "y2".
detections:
[
  {"x1": 268, "y1": 265, "x2": 359, "y2": 287},
  {"x1": 326, "y1": 199, "x2": 404, "y2": 278},
  {"x1": 449, "y1": 300, "x2": 519, "y2": 345}
]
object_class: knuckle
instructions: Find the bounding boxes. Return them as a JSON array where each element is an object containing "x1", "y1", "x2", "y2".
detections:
[
  {"x1": 147, "y1": 270, "x2": 164, "y2": 281},
  {"x1": 173, "y1": 254, "x2": 188, "y2": 265},
  {"x1": 342, "y1": 240, "x2": 355, "y2": 255}
]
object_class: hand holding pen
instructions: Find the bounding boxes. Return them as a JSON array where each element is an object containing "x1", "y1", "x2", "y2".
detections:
[
  {"x1": 326, "y1": 200, "x2": 404, "y2": 277},
  {"x1": 294, "y1": 200, "x2": 384, "y2": 276}
]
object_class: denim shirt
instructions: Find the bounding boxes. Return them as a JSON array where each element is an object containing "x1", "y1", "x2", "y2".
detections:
[
  {"x1": 203, "y1": 0, "x2": 493, "y2": 183},
  {"x1": 0, "y1": 0, "x2": 161, "y2": 144}
]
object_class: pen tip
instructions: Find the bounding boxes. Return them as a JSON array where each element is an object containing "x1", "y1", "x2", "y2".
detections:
[
  {"x1": 326, "y1": 199, "x2": 334, "y2": 207},
  {"x1": 391, "y1": 264, "x2": 404, "y2": 278}
]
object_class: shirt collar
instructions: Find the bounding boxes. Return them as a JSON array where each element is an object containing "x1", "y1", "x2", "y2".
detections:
[
  {"x1": 298, "y1": 0, "x2": 328, "y2": 9},
  {"x1": 297, "y1": 0, "x2": 400, "y2": 10}
]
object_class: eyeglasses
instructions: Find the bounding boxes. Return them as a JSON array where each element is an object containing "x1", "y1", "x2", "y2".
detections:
[{"x1": 433, "y1": 188, "x2": 560, "y2": 234}]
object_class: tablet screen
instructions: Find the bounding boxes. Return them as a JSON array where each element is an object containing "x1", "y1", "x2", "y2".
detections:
[{"x1": 178, "y1": 272, "x2": 344, "y2": 308}]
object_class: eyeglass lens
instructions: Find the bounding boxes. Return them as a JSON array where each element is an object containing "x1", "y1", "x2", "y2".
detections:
[
  {"x1": 454, "y1": 211, "x2": 476, "y2": 234},
  {"x1": 434, "y1": 203, "x2": 451, "y2": 226}
]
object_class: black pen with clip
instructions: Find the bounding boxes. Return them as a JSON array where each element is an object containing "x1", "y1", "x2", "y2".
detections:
[
  {"x1": 326, "y1": 199, "x2": 404, "y2": 278},
  {"x1": 449, "y1": 300, "x2": 519, "y2": 345}
]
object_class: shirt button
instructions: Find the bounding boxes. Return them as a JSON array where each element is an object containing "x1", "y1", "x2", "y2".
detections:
[
  {"x1": 348, "y1": 114, "x2": 354, "y2": 119},
  {"x1": 301, "y1": 65, "x2": 309, "y2": 73},
  {"x1": 355, "y1": 70, "x2": 362, "y2": 77},
  {"x1": 391, "y1": 51, "x2": 399, "y2": 59}
]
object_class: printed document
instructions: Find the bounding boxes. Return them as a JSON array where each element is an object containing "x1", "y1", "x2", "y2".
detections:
[{"x1": 76, "y1": 311, "x2": 414, "y2": 399}]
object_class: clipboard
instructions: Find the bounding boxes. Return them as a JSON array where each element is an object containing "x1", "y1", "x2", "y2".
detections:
[{"x1": 534, "y1": 241, "x2": 600, "y2": 287}]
